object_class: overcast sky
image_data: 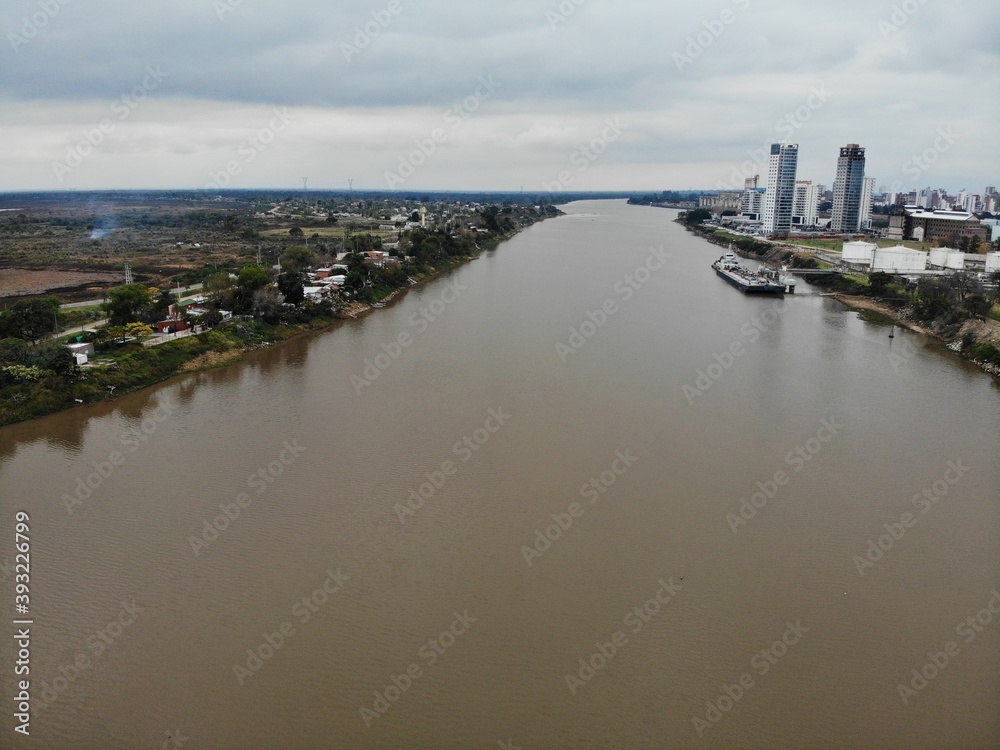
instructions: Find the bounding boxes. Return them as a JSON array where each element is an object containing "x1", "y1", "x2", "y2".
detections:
[{"x1": 1, "y1": 0, "x2": 997, "y2": 194}]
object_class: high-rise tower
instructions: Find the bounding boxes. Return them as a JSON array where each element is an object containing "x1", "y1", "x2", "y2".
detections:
[
  {"x1": 832, "y1": 144, "x2": 866, "y2": 232},
  {"x1": 763, "y1": 142, "x2": 798, "y2": 235}
]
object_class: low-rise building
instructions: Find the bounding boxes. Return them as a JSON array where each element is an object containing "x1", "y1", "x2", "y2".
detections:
[
  {"x1": 895, "y1": 208, "x2": 990, "y2": 244},
  {"x1": 699, "y1": 192, "x2": 742, "y2": 213}
]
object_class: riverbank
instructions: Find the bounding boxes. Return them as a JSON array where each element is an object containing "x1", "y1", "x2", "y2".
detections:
[
  {"x1": 678, "y1": 219, "x2": 1000, "y2": 379},
  {"x1": 0, "y1": 221, "x2": 550, "y2": 427}
]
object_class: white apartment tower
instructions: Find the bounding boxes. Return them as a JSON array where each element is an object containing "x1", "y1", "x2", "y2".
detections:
[
  {"x1": 860, "y1": 177, "x2": 875, "y2": 231},
  {"x1": 763, "y1": 142, "x2": 798, "y2": 235},
  {"x1": 832, "y1": 144, "x2": 866, "y2": 232},
  {"x1": 792, "y1": 180, "x2": 820, "y2": 226}
]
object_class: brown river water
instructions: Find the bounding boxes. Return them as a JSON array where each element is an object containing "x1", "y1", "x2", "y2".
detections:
[{"x1": 1, "y1": 200, "x2": 998, "y2": 748}]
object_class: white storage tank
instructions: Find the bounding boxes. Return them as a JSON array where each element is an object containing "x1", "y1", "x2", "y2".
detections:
[
  {"x1": 928, "y1": 248, "x2": 951, "y2": 268},
  {"x1": 842, "y1": 241, "x2": 877, "y2": 266},
  {"x1": 872, "y1": 246, "x2": 928, "y2": 272},
  {"x1": 944, "y1": 252, "x2": 966, "y2": 270}
]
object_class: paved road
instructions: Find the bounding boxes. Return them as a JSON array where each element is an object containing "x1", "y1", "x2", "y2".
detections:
[
  {"x1": 56, "y1": 319, "x2": 108, "y2": 340},
  {"x1": 59, "y1": 283, "x2": 204, "y2": 309}
]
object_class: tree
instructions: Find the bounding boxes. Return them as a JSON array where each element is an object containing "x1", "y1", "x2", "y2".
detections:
[
  {"x1": 149, "y1": 288, "x2": 175, "y2": 322},
  {"x1": 989, "y1": 272, "x2": 1000, "y2": 304},
  {"x1": 682, "y1": 209, "x2": 712, "y2": 226},
  {"x1": 251, "y1": 286, "x2": 282, "y2": 323},
  {"x1": 28, "y1": 340, "x2": 74, "y2": 375},
  {"x1": 125, "y1": 322, "x2": 154, "y2": 338},
  {"x1": 201, "y1": 309, "x2": 224, "y2": 328},
  {"x1": 481, "y1": 206, "x2": 502, "y2": 233},
  {"x1": 948, "y1": 272, "x2": 974, "y2": 302},
  {"x1": 344, "y1": 268, "x2": 366, "y2": 294},
  {"x1": 964, "y1": 295, "x2": 991, "y2": 317},
  {"x1": 234, "y1": 265, "x2": 271, "y2": 314},
  {"x1": 280, "y1": 245, "x2": 315, "y2": 273},
  {"x1": 288, "y1": 227, "x2": 304, "y2": 238},
  {"x1": 277, "y1": 270, "x2": 305, "y2": 305},
  {"x1": 236, "y1": 265, "x2": 270, "y2": 293},
  {"x1": 0, "y1": 337, "x2": 30, "y2": 365},
  {"x1": 103, "y1": 284, "x2": 152, "y2": 326},
  {"x1": 203, "y1": 271, "x2": 234, "y2": 295},
  {"x1": 3, "y1": 297, "x2": 60, "y2": 343},
  {"x1": 869, "y1": 272, "x2": 892, "y2": 296}
]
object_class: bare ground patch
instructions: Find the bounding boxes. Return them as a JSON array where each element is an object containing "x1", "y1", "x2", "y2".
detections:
[{"x1": 0, "y1": 268, "x2": 122, "y2": 298}]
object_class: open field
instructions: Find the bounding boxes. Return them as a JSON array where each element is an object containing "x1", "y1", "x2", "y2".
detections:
[
  {"x1": 259, "y1": 225, "x2": 399, "y2": 240},
  {"x1": 0, "y1": 268, "x2": 122, "y2": 300}
]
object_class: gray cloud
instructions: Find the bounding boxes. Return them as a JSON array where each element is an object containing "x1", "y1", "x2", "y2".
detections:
[{"x1": 0, "y1": 0, "x2": 996, "y2": 191}]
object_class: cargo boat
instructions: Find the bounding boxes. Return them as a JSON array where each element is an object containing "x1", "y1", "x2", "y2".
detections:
[{"x1": 711, "y1": 249, "x2": 791, "y2": 294}]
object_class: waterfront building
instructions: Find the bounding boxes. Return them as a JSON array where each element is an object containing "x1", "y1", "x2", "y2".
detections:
[
  {"x1": 792, "y1": 180, "x2": 820, "y2": 226},
  {"x1": 699, "y1": 192, "x2": 743, "y2": 213},
  {"x1": 832, "y1": 144, "x2": 866, "y2": 232},
  {"x1": 763, "y1": 142, "x2": 798, "y2": 235},
  {"x1": 860, "y1": 177, "x2": 875, "y2": 231},
  {"x1": 894, "y1": 208, "x2": 990, "y2": 244}
]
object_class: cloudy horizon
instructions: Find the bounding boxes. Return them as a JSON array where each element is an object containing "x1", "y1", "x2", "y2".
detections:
[{"x1": 1, "y1": 0, "x2": 997, "y2": 194}]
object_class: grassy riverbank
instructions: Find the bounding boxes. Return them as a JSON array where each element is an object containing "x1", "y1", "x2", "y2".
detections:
[{"x1": 0, "y1": 215, "x2": 555, "y2": 427}]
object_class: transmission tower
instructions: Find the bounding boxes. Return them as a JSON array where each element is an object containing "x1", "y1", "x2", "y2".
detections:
[{"x1": 124, "y1": 263, "x2": 134, "y2": 285}]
